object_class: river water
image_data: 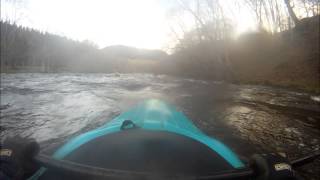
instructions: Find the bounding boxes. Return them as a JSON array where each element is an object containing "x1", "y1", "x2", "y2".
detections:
[{"x1": 0, "y1": 73, "x2": 319, "y2": 179}]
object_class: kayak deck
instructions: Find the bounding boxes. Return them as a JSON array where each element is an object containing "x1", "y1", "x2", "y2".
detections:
[
  {"x1": 40, "y1": 129, "x2": 234, "y2": 179},
  {"x1": 32, "y1": 99, "x2": 244, "y2": 179}
]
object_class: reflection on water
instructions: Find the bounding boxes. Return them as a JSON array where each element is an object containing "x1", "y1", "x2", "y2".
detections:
[{"x1": 0, "y1": 73, "x2": 319, "y2": 178}]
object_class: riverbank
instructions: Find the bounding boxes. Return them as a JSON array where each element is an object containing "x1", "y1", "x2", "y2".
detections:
[
  {"x1": 170, "y1": 16, "x2": 319, "y2": 94},
  {"x1": 231, "y1": 56, "x2": 319, "y2": 94}
]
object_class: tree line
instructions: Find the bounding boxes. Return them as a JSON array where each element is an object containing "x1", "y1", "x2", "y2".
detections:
[
  {"x1": 0, "y1": 21, "x2": 116, "y2": 72},
  {"x1": 165, "y1": 0, "x2": 319, "y2": 91},
  {"x1": 167, "y1": 0, "x2": 319, "y2": 76},
  {"x1": 0, "y1": 20, "x2": 170, "y2": 73}
]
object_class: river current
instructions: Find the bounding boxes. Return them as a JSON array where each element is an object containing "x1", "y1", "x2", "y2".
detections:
[{"x1": 1, "y1": 73, "x2": 319, "y2": 179}]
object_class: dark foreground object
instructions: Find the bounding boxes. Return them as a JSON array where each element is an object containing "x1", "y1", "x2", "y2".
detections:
[
  {"x1": 3, "y1": 135, "x2": 319, "y2": 180},
  {"x1": 40, "y1": 129, "x2": 234, "y2": 179}
]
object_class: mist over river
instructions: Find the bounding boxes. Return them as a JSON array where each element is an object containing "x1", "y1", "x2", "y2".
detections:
[{"x1": 1, "y1": 73, "x2": 319, "y2": 179}]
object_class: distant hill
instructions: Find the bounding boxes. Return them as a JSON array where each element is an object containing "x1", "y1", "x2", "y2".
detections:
[
  {"x1": 0, "y1": 21, "x2": 169, "y2": 73},
  {"x1": 101, "y1": 45, "x2": 168, "y2": 61}
]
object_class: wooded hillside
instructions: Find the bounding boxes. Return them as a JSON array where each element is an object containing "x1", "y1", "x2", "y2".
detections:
[{"x1": 167, "y1": 0, "x2": 319, "y2": 92}]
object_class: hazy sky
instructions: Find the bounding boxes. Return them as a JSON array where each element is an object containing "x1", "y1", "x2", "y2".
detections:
[{"x1": 1, "y1": 0, "x2": 255, "y2": 50}]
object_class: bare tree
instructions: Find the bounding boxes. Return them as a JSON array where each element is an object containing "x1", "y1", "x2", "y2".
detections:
[
  {"x1": 167, "y1": 0, "x2": 236, "y2": 80},
  {"x1": 284, "y1": 0, "x2": 300, "y2": 25}
]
